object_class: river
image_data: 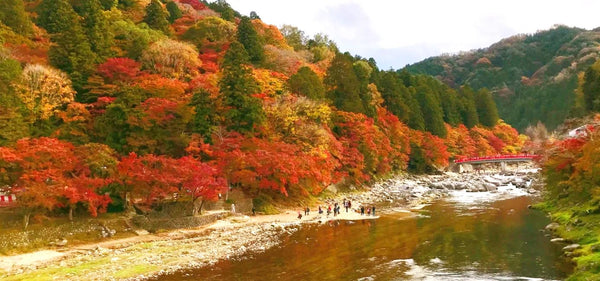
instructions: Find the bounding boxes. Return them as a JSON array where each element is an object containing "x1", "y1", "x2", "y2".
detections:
[{"x1": 156, "y1": 195, "x2": 572, "y2": 280}]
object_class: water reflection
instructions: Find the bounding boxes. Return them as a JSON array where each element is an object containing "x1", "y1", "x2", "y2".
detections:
[{"x1": 155, "y1": 196, "x2": 571, "y2": 281}]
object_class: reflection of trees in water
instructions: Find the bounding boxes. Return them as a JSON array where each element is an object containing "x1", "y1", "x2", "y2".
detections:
[
  {"x1": 158, "y1": 197, "x2": 569, "y2": 281},
  {"x1": 412, "y1": 196, "x2": 567, "y2": 278}
]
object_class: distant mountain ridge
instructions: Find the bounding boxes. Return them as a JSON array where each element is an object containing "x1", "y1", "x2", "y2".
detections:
[{"x1": 404, "y1": 25, "x2": 600, "y2": 130}]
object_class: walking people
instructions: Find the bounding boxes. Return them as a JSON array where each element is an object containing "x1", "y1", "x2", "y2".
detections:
[
  {"x1": 372, "y1": 205, "x2": 376, "y2": 216},
  {"x1": 318, "y1": 206, "x2": 323, "y2": 214},
  {"x1": 360, "y1": 206, "x2": 365, "y2": 215}
]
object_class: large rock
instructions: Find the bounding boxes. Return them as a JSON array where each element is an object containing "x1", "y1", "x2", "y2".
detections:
[
  {"x1": 134, "y1": 229, "x2": 150, "y2": 236},
  {"x1": 545, "y1": 222, "x2": 560, "y2": 231},
  {"x1": 563, "y1": 244, "x2": 581, "y2": 251},
  {"x1": 483, "y1": 182, "x2": 497, "y2": 192},
  {"x1": 429, "y1": 182, "x2": 446, "y2": 190}
]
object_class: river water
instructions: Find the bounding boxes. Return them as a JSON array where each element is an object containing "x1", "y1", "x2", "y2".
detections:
[{"x1": 157, "y1": 195, "x2": 572, "y2": 281}]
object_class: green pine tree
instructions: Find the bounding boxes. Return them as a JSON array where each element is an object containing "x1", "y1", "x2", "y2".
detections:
[
  {"x1": 459, "y1": 86, "x2": 480, "y2": 128},
  {"x1": 79, "y1": 0, "x2": 114, "y2": 60},
  {"x1": 0, "y1": 55, "x2": 28, "y2": 145},
  {"x1": 440, "y1": 89, "x2": 461, "y2": 126},
  {"x1": 353, "y1": 60, "x2": 376, "y2": 117},
  {"x1": 405, "y1": 88, "x2": 425, "y2": 131},
  {"x1": 236, "y1": 16, "x2": 264, "y2": 65},
  {"x1": 166, "y1": 1, "x2": 182, "y2": 23},
  {"x1": 288, "y1": 66, "x2": 325, "y2": 100},
  {"x1": 0, "y1": 0, "x2": 33, "y2": 36},
  {"x1": 143, "y1": 0, "x2": 171, "y2": 35},
  {"x1": 219, "y1": 41, "x2": 264, "y2": 133},
  {"x1": 189, "y1": 89, "x2": 218, "y2": 143},
  {"x1": 39, "y1": 0, "x2": 96, "y2": 93},
  {"x1": 94, "y1": 103, "x2": 131, "y2": 154},
  {"x1": 48, "y1": 30, "x2": 97, "y2": 94},
  {"x1": 377, "y1": 71, "x2": 411, "y2": 123},
  {"x1": 37, "y1": 0, "x2": 78, "y2": 34},
  {"x1": 415, "y1": 87, "x2": 447, "y2": 137},
  {"x1": 583, "y1": 60, "x2": 600, "y2": 112},
  {"x1": 207, "y1": 0, "x2": 238, "y2": 22},
  {"x1": 475, "y1": 88, "x2": 499, "y2": 127},
  {"x1": 325, "y1": 53, "x2": 366, "y2": 114}
]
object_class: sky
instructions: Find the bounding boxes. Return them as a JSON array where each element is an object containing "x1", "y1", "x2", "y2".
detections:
[{"x1": 224, "y1": 0, "x2": 600, "y2": 69}]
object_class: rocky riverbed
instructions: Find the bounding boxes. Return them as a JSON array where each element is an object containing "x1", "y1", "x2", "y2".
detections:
[
  {"x1": 339, "y1": 167, "x2": 540, "y2": 211},
  {"x1": 0, "y1": 166, "x2": 541, "y2": 281}
]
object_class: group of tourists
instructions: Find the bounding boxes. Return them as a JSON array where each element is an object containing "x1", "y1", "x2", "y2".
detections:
[
  {"x1": 360, "y1": 205, "x2": 376, "y2": 216},
  {"x1": 297, "y1": 198, "x2": 377, "y2": 219}
]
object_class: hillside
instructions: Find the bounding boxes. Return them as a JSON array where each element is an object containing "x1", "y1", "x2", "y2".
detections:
[
  {"x1": 404, "y1": 25, "x2": 600, "y2": 131},
  {"x1": 0, "y1": 0, "x2": 525, "y2": 225}
]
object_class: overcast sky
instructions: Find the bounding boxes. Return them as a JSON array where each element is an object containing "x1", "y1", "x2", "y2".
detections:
[{"x1": 224, "y1": 0, "x2": 600, "y2": 69}]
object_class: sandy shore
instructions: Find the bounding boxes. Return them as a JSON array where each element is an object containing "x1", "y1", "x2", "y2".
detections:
[{"x1": 0, "y1": 169, "x2": 538, "y2": 280}]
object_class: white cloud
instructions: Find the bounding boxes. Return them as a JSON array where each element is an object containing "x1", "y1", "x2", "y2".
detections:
[{"x1": 223, "y1": 0, "x2": 600, "y2": 68}]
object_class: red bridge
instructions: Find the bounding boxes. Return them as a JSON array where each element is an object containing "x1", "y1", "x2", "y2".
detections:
[{"x1": 454, "y1": 154, "x2": 539, "y2": 164}]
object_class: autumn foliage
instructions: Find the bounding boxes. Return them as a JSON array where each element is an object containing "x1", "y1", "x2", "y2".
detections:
[
  {"x1": 0, "y1": 138, "x2": 111, "y2": 224},
  {"x1": 0, "y1": 0, "x2": 527, "y2": 224}
]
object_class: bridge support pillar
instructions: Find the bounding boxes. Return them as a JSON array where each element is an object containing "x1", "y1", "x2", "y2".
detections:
[{"x1": 500, "y1": 161, "x2": 507, "y2": 172}]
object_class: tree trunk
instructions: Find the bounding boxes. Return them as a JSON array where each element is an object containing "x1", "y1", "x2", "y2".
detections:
[
  {"x1": 69, "y1": 205, "x2": 74, "y2": 221},
  {"x1": 125, "y1": 192, "x2": 134, "y2": 212},
  {"x1": 199, "y1": 200, "x2": 205, "y2": 215},
  {"x1": 23, "y1": 212, "x2": 30, "y2": 230},
  {"x1": 191, "y1": 197, "x2": 198, "y2": 216},
  {"x1": 191, "y1": 197, "x2": 204, "y2": 216}
]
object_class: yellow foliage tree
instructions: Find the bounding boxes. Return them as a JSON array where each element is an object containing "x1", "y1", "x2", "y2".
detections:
[
  {"x1": 141, "y1": 39, "x2": 201, "y2": 79},
  {"x1": 15, "y1": 64, "x2": 75, "y2": 121},
  {"x1": 253, "y1": 68, "x2": 288, "y2": 96},
  {"x1": 263, "y1": 94, "x2": 333, "y2": 152}
]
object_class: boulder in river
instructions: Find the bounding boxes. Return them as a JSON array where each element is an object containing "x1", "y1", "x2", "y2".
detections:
[
  {"x1": 545, "y1": 222, "x2": 560, "y2": 231},
  {"x1": 563, "y1": 244, "x2": 581, "y2": 251},
  {"x1": 483, "y1": 182, "x2": 497, "y2": 192}
]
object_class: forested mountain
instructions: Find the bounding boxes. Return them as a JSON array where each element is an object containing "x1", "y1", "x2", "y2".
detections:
[
  {"x1": 404, "y1": 25, "x2": 600, "y2": 131},
  {"x1": 0, "y1": 0, "x2": 524, "y2": 223}
]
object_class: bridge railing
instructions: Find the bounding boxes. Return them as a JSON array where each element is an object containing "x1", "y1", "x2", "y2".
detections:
[{"x1": 454, "y1": 154, "x2": 538, "y2": 164}]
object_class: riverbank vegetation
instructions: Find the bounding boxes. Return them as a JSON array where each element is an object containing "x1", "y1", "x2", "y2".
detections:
[
  {"x1": 0, "y1": 0, "x2": 525, "y2": 238},
  {"x1": 539, "y1": 60, "x2": 600, "y2": 279}
]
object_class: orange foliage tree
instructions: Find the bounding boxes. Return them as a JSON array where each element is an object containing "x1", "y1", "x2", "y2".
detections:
[
  {"x1": 333, "y1": 111, "x2": 394, "y2": 184},
  {"x1": 445, "y1": 124, "x2": 477, "y2": 159},
  {"x1": 0, "y1": 138, "x2": 111, "y2": 227},
  {"x1": 375, "y1": 108, "x2": 411, "y2": 170}
]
